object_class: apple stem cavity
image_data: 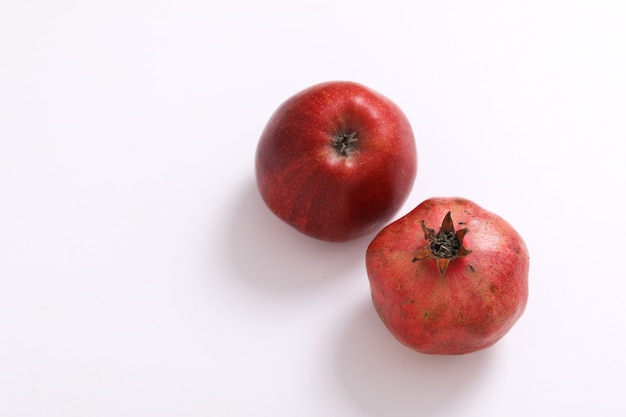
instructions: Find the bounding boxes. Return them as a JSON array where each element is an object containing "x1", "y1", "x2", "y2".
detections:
[
  {"x1": 412, "y1": 211, "x2": 472, "y2": 276},
  {"x1": 332, "y1": 131, "x2": 358, "y2": 157}
]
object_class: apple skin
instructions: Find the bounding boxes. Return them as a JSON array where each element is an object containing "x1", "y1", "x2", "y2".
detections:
[
  {"x1": 366, "y1": 197, "x2": 529, "y2": 354},
  {"x1": 255, "y1": 81, "x2": 417, "y2": 242}
]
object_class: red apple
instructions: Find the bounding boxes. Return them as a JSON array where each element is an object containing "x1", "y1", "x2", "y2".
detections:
[
  {"x1": 255, "y1": 81, "x2": 417, "y2": 242},
  {"x1": 366, "y1": 197, "x2": 529, "y2": 354}
]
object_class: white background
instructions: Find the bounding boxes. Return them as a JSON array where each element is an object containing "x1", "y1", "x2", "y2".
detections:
[{"x1": 1, "y1": 1, "x2": 625, "y2": 416}]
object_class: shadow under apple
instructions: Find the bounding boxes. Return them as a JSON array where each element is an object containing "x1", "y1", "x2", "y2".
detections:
[
  {"x1": 334, "y1": 301, "x2": 496, "y2": 417},
  {"x1": 227, "y1": 180, "x2": 374, "y2": 294}
]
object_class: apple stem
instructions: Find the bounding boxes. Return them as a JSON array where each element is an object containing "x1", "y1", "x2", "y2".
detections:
[{"x1": 333, "y1": 132, "x2": 358, "y2": 157}]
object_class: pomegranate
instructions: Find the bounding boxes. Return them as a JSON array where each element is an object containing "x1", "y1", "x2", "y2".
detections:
[{"x1": 366, "y1": 197, "x2": 529, "y2": 354}]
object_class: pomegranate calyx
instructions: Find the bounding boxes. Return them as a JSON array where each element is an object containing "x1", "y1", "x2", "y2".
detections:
[{"x1": 411, "y1": 211, "x2": 472, "y2": 276}]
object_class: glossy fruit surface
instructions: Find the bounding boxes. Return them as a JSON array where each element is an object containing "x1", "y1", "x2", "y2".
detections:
[
  {"x1": 255, "y1": 81, "x2": 417, "y2": 242},
  {"x1": 366, "y1": 197, "x2": 529, "y2": 354}
]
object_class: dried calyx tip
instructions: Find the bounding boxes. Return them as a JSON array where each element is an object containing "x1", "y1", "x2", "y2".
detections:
[
  {"x1": 412, "y1": 211, "x2": 471, "y2": 276},
  {"x1": 333, "y1": 132, "x2": 358, "y2": 157}
]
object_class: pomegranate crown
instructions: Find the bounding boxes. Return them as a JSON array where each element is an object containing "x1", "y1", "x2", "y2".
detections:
[{"x1": 412, "y1": 211, "x2": 471, "y2": 276}]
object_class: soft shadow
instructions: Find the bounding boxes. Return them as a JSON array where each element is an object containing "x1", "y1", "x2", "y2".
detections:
[
  {"x1": 335, "y1": 301, "x2": 496, "y2": 417},
  {"x1": 227, "y1": 180, "x2": 374, "y2": 293}
]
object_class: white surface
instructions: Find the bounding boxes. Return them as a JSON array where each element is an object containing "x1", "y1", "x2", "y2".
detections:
[{"x1": 1, "y1": 1, "x2": 625, "y2": 416}]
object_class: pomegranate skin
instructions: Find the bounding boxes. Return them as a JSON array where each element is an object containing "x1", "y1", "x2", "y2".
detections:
[{"x1": 366, "y1": 197, "x2": 529, "y2": 355}]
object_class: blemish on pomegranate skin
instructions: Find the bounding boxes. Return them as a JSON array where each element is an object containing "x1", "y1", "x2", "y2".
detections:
[
  {"x1": 374, "y1": 303, "x2": 387, "y2": 323},
  {"x1": 468, "y1": 264, "x2": 475, "y2": 272},
  {"x1": 489, "y1": 284, "x2": 499, "y2": 294}
]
